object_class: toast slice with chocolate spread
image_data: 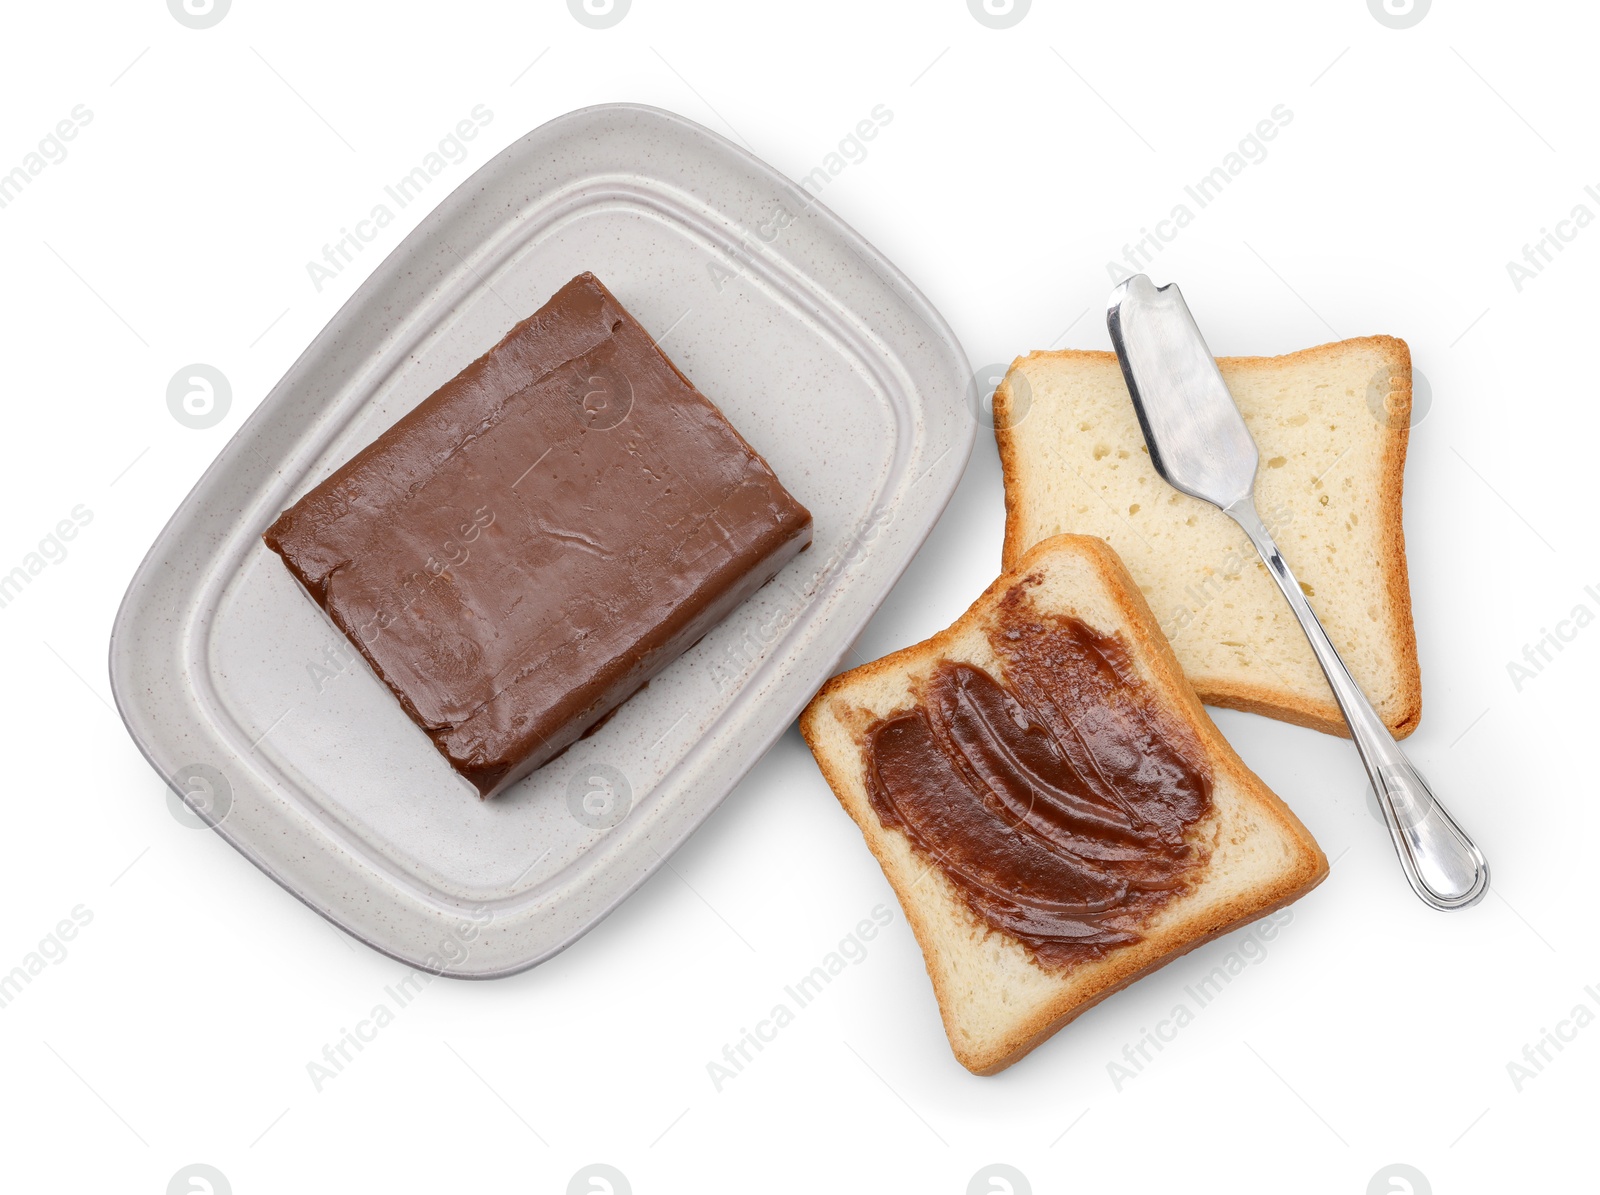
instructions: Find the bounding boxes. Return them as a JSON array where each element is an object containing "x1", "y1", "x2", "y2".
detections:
[{"x1": 799, "y1": 534, "x2": 1326, "y2": 1074}]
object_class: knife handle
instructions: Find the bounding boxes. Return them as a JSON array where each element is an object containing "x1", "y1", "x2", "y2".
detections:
[{"x1": 1226, "y1": 498, "x2": 1489, "y2": 909}]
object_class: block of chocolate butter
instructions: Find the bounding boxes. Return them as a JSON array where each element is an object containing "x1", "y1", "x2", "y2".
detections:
[{"x1": 265, "y1": 273, "x2": 813, "y2": 798}]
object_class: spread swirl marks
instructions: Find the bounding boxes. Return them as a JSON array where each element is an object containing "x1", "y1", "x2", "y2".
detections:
[{"x1": 866, "y1": 599, "x2": 1212, "y2": 967}]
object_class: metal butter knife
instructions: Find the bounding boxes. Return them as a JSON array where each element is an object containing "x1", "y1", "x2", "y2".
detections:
[{"x1": 1106, "y1": 274, "x2": 1489, "y2": 910}]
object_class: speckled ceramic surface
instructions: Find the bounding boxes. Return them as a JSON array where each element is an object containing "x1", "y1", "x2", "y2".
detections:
[{"x1": 108, "y1": 103, "x2": 973, "y2": 977}]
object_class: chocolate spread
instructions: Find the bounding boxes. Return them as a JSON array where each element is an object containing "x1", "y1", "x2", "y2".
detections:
[
  {"x1": 865, "y1": 588, "x2": 1212, "y2": 966},
  {"x1": 265, "y1": 273, "x2": 812, "y2": 798}
]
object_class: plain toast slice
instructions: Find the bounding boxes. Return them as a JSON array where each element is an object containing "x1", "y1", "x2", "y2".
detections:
[
  {"x1": 994, "y1": 338, "x2": 1421, "y2": 739},
  {"x1": 800, "y1": 534, "x2": 1327, "y2": 1074}
]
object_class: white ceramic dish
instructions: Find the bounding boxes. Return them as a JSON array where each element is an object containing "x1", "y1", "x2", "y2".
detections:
[{"x1": 109, "y1": 103, "x2": 973, "y2": 976}]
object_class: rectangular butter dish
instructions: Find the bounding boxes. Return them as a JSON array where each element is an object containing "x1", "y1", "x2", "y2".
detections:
[{"x1": 108, "y1": 103, "x2": 974, "y2": 976}]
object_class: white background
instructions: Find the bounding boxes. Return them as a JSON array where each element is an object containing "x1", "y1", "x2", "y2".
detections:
[{"x1": 0, "y1": 1, "x2": 1594, "y2": 1192}]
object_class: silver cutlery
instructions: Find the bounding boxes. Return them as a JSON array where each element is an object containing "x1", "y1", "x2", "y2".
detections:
[{"x1": 1106, "y1": 274, "x2": 1489, "y2": 909}]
